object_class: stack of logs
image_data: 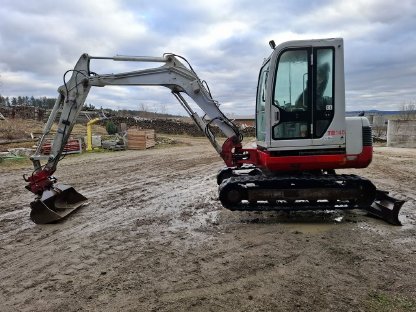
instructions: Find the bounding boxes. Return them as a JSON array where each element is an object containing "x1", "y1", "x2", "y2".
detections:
[
  {"x1": 101, "y1": 117, "x2": 255, "y2": 137},
  {"x1": 0, "y1": 106, "x2": 45, "y2": 120},
  {"x1": 127, "y1": 129, "x2": 156, "y2": 150}
]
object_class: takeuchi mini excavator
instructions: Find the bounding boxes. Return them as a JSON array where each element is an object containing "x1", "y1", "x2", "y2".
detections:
[{"x1": 25, "y1": 38, "x2": 405, "y2": 225}]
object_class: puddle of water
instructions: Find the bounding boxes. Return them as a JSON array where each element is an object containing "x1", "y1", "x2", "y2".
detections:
[
  {"x1": 282, "y1": 223, "x2": 338, "y2": 234},
  {"x1": 231, "y1": 210, "x2": 348, "y2": 234}
]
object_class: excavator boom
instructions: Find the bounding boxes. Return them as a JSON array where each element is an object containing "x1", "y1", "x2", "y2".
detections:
[{"x1": 26, "y1": 53, "x2": 246, "y2": 223}]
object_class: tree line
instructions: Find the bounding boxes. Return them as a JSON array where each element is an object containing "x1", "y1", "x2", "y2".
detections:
[
  {"x1": 0, "y1": 95, "x2": 57, "y2": 109},
  {"x1": 0, "y1": 94, "x2": 98, "y2": 111}
]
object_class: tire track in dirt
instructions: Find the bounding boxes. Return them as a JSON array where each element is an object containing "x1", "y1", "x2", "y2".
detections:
[
  {"x1": 0, "y1": 140, "x2": 223, "y2": 302},
  {"x1": 1, "y1": 141, "x2": 416, "y2": 311}
]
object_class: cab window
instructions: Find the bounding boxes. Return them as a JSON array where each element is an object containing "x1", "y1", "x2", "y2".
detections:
[{"x1": 256, "y1": 61, "x2": 269, "y2": 141}]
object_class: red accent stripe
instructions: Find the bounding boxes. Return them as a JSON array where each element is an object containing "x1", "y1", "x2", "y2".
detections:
[{"x1": 247, "y1": 146, "x2": 373, "y2": 172}]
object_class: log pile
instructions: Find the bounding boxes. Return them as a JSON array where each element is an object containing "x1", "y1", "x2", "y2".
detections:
[
  {"x1": 127, "y1": 129, "x2": 156, "y2": 150},
  {"x1": 100, "y1": 117, "x2": 255, "y2": 138},
  {"x1": 105, "y1": 117, "x2": 203, "y2": 136},
  {"x1": 0, "y1": 106, "x2": 45, "y2": 120}
]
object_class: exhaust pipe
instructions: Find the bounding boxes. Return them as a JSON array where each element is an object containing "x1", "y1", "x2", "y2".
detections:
[{"x1": 30, "y1": 184, "x2": 88, "y2": 224}]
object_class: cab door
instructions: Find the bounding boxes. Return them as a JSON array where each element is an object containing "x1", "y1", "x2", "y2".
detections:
[
  {"x1": 270, "y1": 46, "x2": 338, "y2": 150},
  {"x1": 255, "y1": 60, "x2": 269, "y2": 145},
  {"x1": 270, "y1": 48, "x2": 313, "y2": 148}
]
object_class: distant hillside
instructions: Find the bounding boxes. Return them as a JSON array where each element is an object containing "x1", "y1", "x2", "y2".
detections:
[{"x1": 346, "y1": 110, "x2": 402, "y2": 117}]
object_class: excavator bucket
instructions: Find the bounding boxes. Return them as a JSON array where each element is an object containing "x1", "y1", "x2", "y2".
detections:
[
  {"x1": 366, "y1": 190, "x2": 405, "y2": 225},
  {"x1": 29, "y1": 184, "x2": 88, "y2": 224}
]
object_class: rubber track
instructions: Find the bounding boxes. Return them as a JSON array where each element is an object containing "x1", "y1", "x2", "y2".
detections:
[{"x1": 218, "y1": 174, "x2": 377, "y2": 211}]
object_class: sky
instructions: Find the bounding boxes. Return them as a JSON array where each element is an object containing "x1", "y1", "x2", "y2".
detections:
[{"x1": 0, "y1": 0, "x2": 415, "y2": 116}]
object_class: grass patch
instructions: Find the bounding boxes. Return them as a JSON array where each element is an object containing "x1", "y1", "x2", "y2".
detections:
[
  {"x1": 366, "y1": 291, "x2": 416, "y2": 312},
  {"x1": 0, "y1": 118, "x2": 43, "y2": 141},
  {"x1": 0, "y1": 134, "x2": 204, "y2": 172},
  {"x1": 0, "y1": 156, "x2": 32, "y2": 171}
]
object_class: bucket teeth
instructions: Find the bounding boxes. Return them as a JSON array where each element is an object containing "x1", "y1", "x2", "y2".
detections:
[{"x1": 29, "y1": 184, "x2": 88, "y2": 224}]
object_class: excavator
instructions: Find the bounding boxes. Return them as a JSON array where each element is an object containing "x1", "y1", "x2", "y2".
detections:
[{"x1": 24, "y1": 38, "x2": 405, "y2": 225}]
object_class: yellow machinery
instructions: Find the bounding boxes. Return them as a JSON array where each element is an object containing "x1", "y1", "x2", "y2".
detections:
[{"x1": 86, "y1": 117, "x2": 101, "y2": 151}]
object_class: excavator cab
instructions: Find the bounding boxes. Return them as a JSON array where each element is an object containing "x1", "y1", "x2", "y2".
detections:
[
  {"x1": 256, "y1": 38, "x2": 345, "y2": 151},
  {"x1": 252, "y1": 38, "x2": 373, "y2": 172},
  {"x1": 220, "y1": 38, "x2": 405, "y2": 224}
]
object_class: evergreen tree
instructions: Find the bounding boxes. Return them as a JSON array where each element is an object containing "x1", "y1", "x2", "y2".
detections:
[
  {"x1": 105, "y1": 121, "x2": 118, "y2": 134},
  {"x1": 30, "y1": 96, "x2": 36, "y2": 106}
]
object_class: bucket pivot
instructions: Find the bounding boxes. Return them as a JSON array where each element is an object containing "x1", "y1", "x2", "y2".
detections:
[{"x1": 30, "y1": 184, "x2": 88, "y2": 224}]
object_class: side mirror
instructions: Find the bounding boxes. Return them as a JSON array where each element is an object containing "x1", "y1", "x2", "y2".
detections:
[{"x1": 269, "y1": 40, "x2": 276, "y2": 50}]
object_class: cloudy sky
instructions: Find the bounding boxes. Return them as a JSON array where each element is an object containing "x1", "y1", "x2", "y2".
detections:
[{"x1": 0, "y1": 0, "x2": 415, "y2": 116}]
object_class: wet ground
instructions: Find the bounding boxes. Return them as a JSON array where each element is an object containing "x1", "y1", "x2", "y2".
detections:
[{"x1": 0, "y1": 138, "x2": 415, "y2": 311}]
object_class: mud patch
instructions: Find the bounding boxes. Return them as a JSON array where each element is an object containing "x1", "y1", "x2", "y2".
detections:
[{"x1": 0, "y1": 140, "x2": 415, "y2": 311}]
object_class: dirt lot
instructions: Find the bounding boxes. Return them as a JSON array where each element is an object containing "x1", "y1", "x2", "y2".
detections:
[{"x1": 0, "y1": 137, "x2": 415, "y2": 312}]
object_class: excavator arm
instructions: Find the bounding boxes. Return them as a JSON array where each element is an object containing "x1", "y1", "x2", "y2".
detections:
[
  {"x1": 25, "y1": 53, "x2": 254, "y2": 223},
  {"x1": 87, "y1": 54, "x2": 242, "y2": 155}
]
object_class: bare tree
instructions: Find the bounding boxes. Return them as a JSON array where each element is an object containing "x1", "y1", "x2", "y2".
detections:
[
  {"x1": 372, "y1": 114, "x2": 387, "y2": 139},
  {"x1": 139, "y1": 102, "x2": 148, "y2": 112},
  {"x1": 139, "y1": 103, "x2": 149, "y2": 118},
  {"x1": 160, "y1": 103, "x2": 168, "y2": 116},
  {"x1": 399, "y1": 101, "x2": 416, "y2": 120},
  {"x1": 389, "y1": 101, "x2": 416, "y2": 136},
  {"x1": 152, "y1": 105, "x2": 159, "y2": 115}
]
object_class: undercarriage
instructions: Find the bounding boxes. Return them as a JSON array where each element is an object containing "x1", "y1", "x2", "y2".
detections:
[{"x1": 217, "y1": 168, "x2": 405, "y2": 225}]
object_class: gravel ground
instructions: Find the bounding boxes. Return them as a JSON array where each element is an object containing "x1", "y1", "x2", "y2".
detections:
[{"x1": 0, "y1": 138, "x2": 415, "y2": 312}]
